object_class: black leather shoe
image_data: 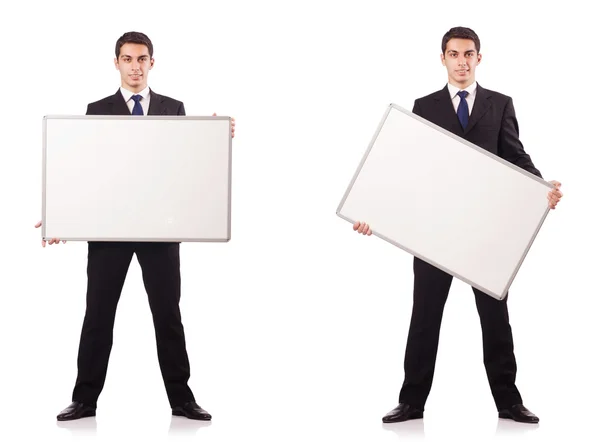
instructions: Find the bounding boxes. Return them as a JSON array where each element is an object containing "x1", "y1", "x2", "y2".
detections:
[
  {"x1": 172, "y1": 401, "x2": 212, "y2": 420},
  {"x1": 56, "y1": 401, "x2": 96, "y2": 421},
  {"x1": 382, "y1": 403, "x2": 423, "y2": 423},
  {"x1": 498, "y1": 404, "x2": 539, "y2": 423}
]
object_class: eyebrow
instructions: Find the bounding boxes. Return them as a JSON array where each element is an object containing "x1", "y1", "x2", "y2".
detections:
[
  {"x1": 120, "y1": 55, "x2": 149, "y2": 59},
  {"x1": 447, "y1": 50, "x2": 476, "y2": 54}
]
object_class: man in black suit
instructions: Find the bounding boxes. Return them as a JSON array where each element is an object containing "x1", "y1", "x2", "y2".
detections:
[
  {"x1": 36, "y1": 31, "x2": 235, "y2": 421},
  {"x1": 354, "y1": 27, "x2": 562, "y2": 424}
]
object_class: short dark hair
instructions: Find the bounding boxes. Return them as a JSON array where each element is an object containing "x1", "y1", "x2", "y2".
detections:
[
  {"x1": 115, "y1": 31, "x2": 154, "y2": 58},
  {"x1": 441, "y1": 27, "x2": 480, "y2": 54}
]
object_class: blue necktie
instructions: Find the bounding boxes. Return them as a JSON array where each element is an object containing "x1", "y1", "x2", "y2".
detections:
[
  {"x1": 457, "y1": 90, "x2": 469, "y2": 130},
  {"x1": 131, "y1": 94, "x2": 143, "y2": 115}
]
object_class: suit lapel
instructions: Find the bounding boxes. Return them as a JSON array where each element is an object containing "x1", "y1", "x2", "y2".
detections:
[
  {"x1": 464, "y1": 84, "x2": 492, "y2": 135},
  {"x1": 148, "y1": 89, "x2": 167, "y2": 115},
  {"x1": 432, "y1": 86, "x2": 463, "y2": 134},
  {"x1": 107, "y1": 89, "x2": 131, "y2": 115}
]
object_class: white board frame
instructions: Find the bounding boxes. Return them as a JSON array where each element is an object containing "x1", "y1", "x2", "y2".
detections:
[
  {"x1": 336, "y1": 104, "x2": 553, "y2": 300},
  {"x1": 42, "y1": 115, "x2": 232, "y2": 242}
]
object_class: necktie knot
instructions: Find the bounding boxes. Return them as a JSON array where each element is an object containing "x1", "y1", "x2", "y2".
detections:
[
  {"x1": 131, "y1": 94, "x2": 142, "y2": 103},
  {"x1": 457, "y1": 90, "x2": 469, "y2": 99}
]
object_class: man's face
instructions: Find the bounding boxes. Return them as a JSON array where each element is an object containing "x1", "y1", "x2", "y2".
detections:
[
  {"x1": 114, "y1": 43, "x2": 154, "y2": 92},
  {"x1": 441, "y1": 38, "x2": 481, "y2": 88}
]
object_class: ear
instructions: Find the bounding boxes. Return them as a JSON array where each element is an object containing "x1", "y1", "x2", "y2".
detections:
[
  {"x1": 440, "y1": 53, "x2": 446, "y2": 66},
  {"x1": 149, "y1": 58, "x2": 155, "y2": 70},
  {"x1": 114, "y1": 58, "x2": 119, "y2": 70},
  {"x1": 476, "y1": 53, "x2": 482, "y2": 65}
]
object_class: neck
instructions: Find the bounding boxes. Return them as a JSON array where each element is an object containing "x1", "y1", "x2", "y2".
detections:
[
  {"x1": 121, "y1": 83, "x2": 147, "y2": 93},
  {"x1": 448, "y1": 78, "x2": 476, "y2": 89}
]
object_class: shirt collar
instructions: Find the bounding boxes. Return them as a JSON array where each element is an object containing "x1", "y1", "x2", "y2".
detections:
[
  {"x1": 120, "y1": 86, "x2": 150, "y2": 102},
  {"x1": 447, "y1": 81, "x2": 477, "y2": 99}
]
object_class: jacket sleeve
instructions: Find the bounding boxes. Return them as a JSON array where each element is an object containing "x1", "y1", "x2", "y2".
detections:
[{"x1": 498, "y1": 97, "x2": 543, "y2": 178}]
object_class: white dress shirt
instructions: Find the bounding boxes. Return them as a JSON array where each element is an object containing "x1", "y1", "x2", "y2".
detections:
[
  {"x1": 120, "y1": 86, "x2": 151, "y2": 115},
  {"x1": 447, "y1": 81, "x2": 477, "y2": 115}
]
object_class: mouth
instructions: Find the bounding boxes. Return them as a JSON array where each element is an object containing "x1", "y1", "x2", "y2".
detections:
[
  {"x1": 129, "y1": 74, "x2": 142, "y2": 80},
  {"x1": 456, "y1": 69, "x2": 469, "y2": 75}
]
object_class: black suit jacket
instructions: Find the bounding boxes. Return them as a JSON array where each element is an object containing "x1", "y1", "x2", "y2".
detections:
[
  {"x1": 413, "y1": 83, "x2": 542, "y2": 178},
  {"x1": 86, "y1": 89, "x2": 185, "y2": 116}
]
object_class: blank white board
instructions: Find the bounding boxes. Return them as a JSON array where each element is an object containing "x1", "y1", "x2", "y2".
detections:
[
  {"x1": 337, "y1": 104, "x2": 552, "y2": 300},
  {"x1": 42, "y1": 115, "x2": 232, "y2": 242}
]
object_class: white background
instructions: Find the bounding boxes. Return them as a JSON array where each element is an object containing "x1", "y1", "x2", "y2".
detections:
[{"x1": 0, "y1": 0, "x2": 597, "y2": 441}]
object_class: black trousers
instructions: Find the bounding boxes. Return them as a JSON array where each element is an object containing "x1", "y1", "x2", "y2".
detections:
[
  {"x1": 71, "y1": 242, "x2": 195, "y2": 407},
  {"x1": 398, "y1": 257, "x2": 523, "y2": 410}
]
